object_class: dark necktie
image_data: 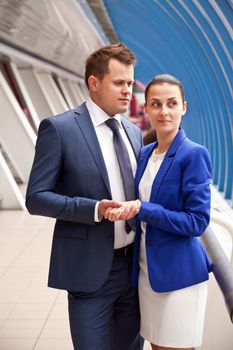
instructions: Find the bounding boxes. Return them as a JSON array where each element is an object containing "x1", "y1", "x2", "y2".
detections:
[{"x1": 105, "y1": 118, "x2": 136, "y2": 232}]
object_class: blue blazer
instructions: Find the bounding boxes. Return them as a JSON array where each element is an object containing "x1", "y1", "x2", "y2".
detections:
[
  {"x1": 131, "y1": 128, "x2": 212, "y2": 293},
  {"x1": 26, "y1": 103, "x2": 142, "y2": 292}
]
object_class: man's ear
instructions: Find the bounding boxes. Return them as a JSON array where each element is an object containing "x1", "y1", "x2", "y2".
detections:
[{"x1": 88, "y1": 75, "x2": 98, "y2": 92}]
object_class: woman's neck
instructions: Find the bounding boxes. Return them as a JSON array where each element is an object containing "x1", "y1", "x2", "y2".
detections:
[
  {"x1": 154, "y1": 141, "x2": 171, "y2": 154},
  {"x1": 155, "y1": 130, "x2": 178, "y2": 154}
]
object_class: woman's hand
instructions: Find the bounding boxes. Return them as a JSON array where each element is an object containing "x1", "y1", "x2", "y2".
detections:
[{"x1": 104, "y1": 200, "x2": 141, "y2": 221}]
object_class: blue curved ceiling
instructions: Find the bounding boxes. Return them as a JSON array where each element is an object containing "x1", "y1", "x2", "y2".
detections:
[{"x1": 103, "y1": 0, "x2": 233, "y2": 203}]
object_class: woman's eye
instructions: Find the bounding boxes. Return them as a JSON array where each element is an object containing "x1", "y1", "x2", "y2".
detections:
[
  {"x1": 152, "y1": 102, "x2": 160, "y2": 108},
  {"x1": 168, "y1": 101, "x2": 177, "y2": 107}
]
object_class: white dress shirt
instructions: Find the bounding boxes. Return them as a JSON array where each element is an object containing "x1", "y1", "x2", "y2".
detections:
[{"x1": 86, "y1": 98, "x2": 137, "y2": 248}]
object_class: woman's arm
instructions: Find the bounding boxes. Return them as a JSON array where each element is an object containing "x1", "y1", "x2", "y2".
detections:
[{"x1": 138, "y1": 146, "x2": 212, "y2": 237}]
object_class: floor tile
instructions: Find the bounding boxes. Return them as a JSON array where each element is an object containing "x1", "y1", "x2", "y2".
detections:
[
  {"x1": 56, "y1": 291, "x2": 67, "y2": 304},
  {"x1": 8, "y1": 303, "x2": 52, "y2": 320},
  {"x1": 48, "y1": 303, "x2": 68, "y2": 320},
  {"x1": 0, "y1": 338, "x2": 36, "y2": 350},
  {"x1": 0, "y1": 319, "x2": 44, "y2": 338},
  {"x1": 33, "y1": 338, "x2": 73, "y2": 350},
  {"x1": 40, "y1": 319, "x2": 71, "y2": 338},
  {"x1": 0, "y1": 304, "x2": 15, "y2": 320}
]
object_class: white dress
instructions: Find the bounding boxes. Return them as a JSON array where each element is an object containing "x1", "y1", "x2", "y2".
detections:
[{"x1": 138, "y1": 151, "x2": 207, "y2": 348}]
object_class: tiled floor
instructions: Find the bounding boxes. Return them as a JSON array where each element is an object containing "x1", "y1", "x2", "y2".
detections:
[
  {"x1": 0, "y1": 209, "x2": 233, "y2": 350},
  {"x1": 0, "y1": 211, "x2": 152, "y2": 350},
  {"x1": 0, "y1": 211, "x2": 73, "y2": 350}
]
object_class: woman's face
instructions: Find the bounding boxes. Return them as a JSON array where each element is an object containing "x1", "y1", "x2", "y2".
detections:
[{"x1": 145, "y1": 83, "x2": 187, "y2": 137}]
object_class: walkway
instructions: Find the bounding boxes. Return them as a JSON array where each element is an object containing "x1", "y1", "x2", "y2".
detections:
[{"x1": 0, "y1": 210, "x2": 232, "y2": 349}]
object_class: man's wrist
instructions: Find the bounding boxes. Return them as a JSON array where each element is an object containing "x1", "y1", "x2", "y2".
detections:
[{"x1": 95, "y1": 201, "x2": 103, "y2": 222}]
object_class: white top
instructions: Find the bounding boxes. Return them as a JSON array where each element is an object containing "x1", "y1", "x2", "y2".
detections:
[
  {"x1": 86, "y1": 98, "x2": 137, "y2": 248},
  {"x1": 139, "y1": 150, "x2": 166, "y2": 235}
]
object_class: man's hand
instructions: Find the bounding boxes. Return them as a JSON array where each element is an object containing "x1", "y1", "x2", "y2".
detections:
[
  {"x1": 98, "y1": 199, "x2": 122, "y2": 218},
  {"x1": 104, "y1": 200, "x2": 141, "y2": 221}
]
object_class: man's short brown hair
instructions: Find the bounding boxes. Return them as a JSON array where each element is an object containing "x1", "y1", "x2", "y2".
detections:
[{"x1": 85, "y1": 43, "x2": 136, "y2": 87}]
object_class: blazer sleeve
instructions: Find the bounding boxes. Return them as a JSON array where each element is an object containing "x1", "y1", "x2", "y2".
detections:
[
  {"x1": 137, "y1": 146, "x2": 212, "y2": 237},
  {"x1": 26, "y1": 118, "x2": 97, "y2": 225}
]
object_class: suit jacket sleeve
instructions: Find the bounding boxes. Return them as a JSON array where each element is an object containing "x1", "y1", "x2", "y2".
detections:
[
  {"x1": 26, "y1": 118, "x2": 97, "y2": 225},
  {"x1": 137, "y1": 146, "x2": 212, "y2": 237}
]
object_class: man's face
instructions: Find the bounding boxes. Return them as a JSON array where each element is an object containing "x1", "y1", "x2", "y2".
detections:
[{"x1": 88, "y1": 58, "x2": 134, "y2": 116}]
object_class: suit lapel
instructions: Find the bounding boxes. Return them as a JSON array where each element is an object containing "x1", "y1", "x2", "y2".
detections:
[{"x1": 74, "y1": 104, "x2": 111, "y2": 197}]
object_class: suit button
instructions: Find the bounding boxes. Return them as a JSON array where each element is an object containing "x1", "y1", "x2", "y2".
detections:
[{"x1": 146, "y1": 240, "x2": 152, "y2": 247}]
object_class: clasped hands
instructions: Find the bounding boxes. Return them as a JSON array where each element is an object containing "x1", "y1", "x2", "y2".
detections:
[{"x1": 98, "y1": 199, "x2": 141, "y2": 222}]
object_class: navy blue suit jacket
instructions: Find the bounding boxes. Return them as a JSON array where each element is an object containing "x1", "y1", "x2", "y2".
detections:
[
  {"x1": 131, "y1": 128, "x2": 212, "y2": 292},
  {"x1": 26, "y1": 103, "x2": 142, "y2": 292}
]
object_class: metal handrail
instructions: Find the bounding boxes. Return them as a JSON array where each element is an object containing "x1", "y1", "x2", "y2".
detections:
[{"x1": 201, "y1": 221, "x2": 233, "y2": 323}]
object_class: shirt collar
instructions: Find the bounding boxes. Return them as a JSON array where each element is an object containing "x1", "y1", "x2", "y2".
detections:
[{"x1": 86, "y1": 97, "x2": 122, "y2": 128}]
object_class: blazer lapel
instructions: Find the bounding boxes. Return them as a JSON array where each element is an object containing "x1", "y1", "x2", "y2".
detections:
[
  {"x1": 74, "y1": 104, "x2": 111, "y2": 197},
  {"x1": 150, "y1": 128, "x2": 187, "y2": 202}
]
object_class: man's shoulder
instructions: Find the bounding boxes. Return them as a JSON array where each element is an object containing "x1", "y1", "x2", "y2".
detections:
[
  {"x1": 39, "y1": 103, "x2": 88, "y2": 127},
  {"x1": 50, "y1": 103, "x2": 87, "y2": 122},
  {"x1": 121, "y1": 117, "x2": 141, "y2": 134},
  {"x1": 38, "y1": 103, "x2": 89, "y2": 135}
]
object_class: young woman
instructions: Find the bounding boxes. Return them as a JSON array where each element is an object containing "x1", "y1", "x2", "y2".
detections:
[{"x1": 105, "y1": 74, "x2": 212, "y2": 350}]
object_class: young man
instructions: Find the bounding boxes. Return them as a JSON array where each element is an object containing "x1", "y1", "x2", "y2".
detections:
[{"x1": 26, "y1": 43, "x2": 143, "y2": 350}]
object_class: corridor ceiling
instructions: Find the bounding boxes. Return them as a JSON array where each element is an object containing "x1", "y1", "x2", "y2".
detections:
[{"x1": 99, "y1": 0, "x2": 232, "y2": 201}]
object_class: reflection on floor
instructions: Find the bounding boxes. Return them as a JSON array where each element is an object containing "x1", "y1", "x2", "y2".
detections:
[{"x1": 0, "y1": 210, "x2": 232, "y2": 350}]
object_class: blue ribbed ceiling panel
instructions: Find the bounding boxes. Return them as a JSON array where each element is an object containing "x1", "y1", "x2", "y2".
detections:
[{"x1": 104, "y1": 0, "x2": 233, "y2": 204}]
